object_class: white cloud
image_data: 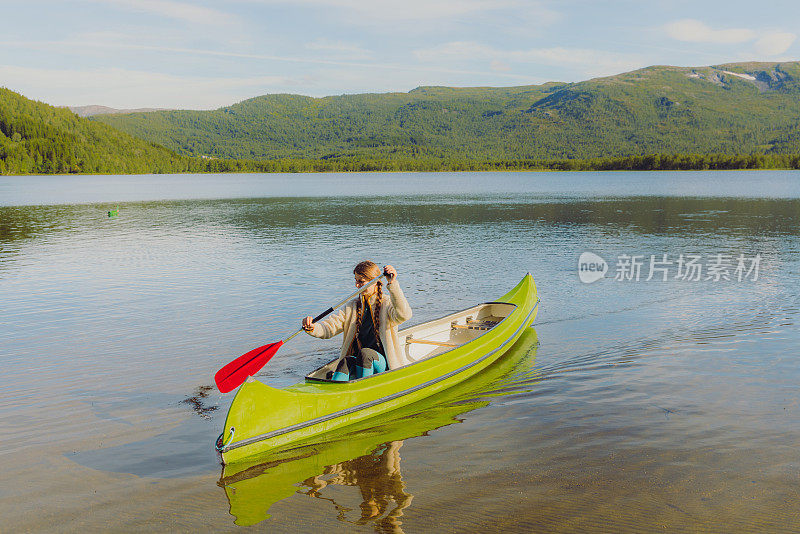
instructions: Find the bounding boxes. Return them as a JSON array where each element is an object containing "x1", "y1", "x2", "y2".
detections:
[
  {"x1": 415, "y1": 41, "x2": 644, "y2": 79},
  {"x1": 663, "y1": 19, "x2": 798, "y2": 59},
  {"x1": 754, "y1": 32, "x2": 796, "y2": 56},
  {"x1": 1, "y1": 39, "x2": 537, "y2": 81},
  {"x1": 305, "y1": 39, "x2": 372, "y2": 60},
  {"x1": 243, "y1": 0, "x2": 519, "y2": 21},
  {"x1": 664, "y1": 19, "x2": 756, "y2": 44},
  {"x1": 0, "y1": 64, "x2": 293, "y2": 109},
  {"x1": 490, "y1": 59, "x2": 511, "y2": 72},
  {"x1": 91, "y1": 0, "x2": 237, "y2": 26},
  {"x1": 0, "y1": 48, "x2": 544, "y2": 108},
  {"x1": 68, "y1": 28, "x2": 199, "y2": 51},
  {"x1": 415, "y1": 41, "x2": 492, "y2": 61}
]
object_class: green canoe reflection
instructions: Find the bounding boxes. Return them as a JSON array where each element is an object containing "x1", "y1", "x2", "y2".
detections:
[{"x1": 218, "y1": 327, "x2": 540, "y2": 528}]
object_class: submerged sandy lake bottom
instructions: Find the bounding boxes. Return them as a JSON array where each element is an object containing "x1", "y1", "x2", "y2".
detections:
[{"x1": 1, "y1": 171, "x2": 799, "y2": 532}]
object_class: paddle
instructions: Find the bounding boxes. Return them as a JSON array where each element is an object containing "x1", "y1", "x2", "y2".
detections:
[{"x1": 214, "y1": 274, "x2": 386, "y2": 393}]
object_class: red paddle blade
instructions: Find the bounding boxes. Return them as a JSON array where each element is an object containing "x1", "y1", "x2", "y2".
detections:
[{"x1": 215, "y1": 341, "x2": 284, "y2": 393}]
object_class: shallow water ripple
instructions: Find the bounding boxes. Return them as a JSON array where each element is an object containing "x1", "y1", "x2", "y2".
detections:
[{"x1": 1, "y1": 171, "x2": 799, "y2": 532}]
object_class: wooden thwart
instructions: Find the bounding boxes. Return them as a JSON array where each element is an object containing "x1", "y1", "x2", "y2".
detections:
[{"x1": 406, "y1": 339, "x2": 458, "y2": 347}]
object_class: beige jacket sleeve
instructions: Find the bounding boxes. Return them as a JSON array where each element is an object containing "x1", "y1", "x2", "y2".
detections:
[
  {"x1": 385, "y1": 281, "x2": 412, "y2": 325},
  {"x1": 307, "y1": 303, "x2": 351, "y2": 339}
]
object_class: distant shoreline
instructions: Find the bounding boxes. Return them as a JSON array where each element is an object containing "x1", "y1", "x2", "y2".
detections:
[{"x1": 3, "y1": 153, "x2": 800, "y2": 176}]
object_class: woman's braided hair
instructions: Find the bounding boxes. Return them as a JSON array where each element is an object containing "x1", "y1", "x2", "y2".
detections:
[{"x1": 348, "y1": 261, "x2": 383, "y2": 356}]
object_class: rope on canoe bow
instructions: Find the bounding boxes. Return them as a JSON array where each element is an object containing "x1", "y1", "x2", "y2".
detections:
[{"x1": 215, "y1": 426, "x2": 235, "y2": 452}]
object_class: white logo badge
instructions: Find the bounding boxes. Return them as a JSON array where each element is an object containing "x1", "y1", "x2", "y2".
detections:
[{"x1": 578, "y1": 252, "x2": 608, "y2": 284}]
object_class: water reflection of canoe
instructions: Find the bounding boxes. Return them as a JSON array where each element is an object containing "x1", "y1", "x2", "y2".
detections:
[
  {"x1": 219, "y1": 327, "x2": 540, "y2": 527},
  {"x1": 217, "y1": 274, "x2": 539, "y2": 466}
]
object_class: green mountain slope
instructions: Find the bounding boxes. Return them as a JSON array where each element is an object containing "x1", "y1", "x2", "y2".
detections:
[
  {"x1": 92, "y1": 62, "x2": 800, "y2": 161},
  {"x1": 0, "y1": 88, "x2": 191, "y2": 175}
]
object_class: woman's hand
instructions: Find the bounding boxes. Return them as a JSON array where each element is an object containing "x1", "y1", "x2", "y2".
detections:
[
  {"x1": 302, "y1": 316, "x2": 314, "y2": 332},
  {"x1": 384, "y1": 265, "x2": 397, "y2": 283}
]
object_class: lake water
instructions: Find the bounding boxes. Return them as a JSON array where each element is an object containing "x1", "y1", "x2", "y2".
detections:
[{"x1": 1, "y1": 171, "x2": 799, "y2": 532}]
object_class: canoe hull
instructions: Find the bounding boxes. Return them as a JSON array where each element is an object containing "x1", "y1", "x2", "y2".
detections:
[{"x1": 218, "y1": 274, "x2": 539, "y2": 465}]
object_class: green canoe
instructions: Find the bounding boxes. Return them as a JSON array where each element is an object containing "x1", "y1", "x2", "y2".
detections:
[
  {"x1": 216, "y1": 273, "x2": 539, "y2": 465},
  {"x1": 219, "y1": 327, "x2": 540, "y2": 526}
]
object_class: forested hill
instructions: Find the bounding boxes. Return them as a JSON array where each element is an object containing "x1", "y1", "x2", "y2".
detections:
[
  {"x1": 0, "y1": 88, "x2": 191, "y2": 174},
  {"x1": 92, "y1": 61, "x2": 800, "y2": 161},
  {"x1": 4, "y1": 61, "x2": 800, "y2": 176}
]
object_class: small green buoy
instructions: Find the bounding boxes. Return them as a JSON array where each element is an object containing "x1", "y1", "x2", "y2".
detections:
[{"x1": 108, "y1": 208, "x2": 119, "y2": 218}]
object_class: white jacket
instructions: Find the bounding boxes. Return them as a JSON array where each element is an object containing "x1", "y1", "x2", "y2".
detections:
[{"x1": 306, "y1": 281, "x2": 413, "y2": 369}]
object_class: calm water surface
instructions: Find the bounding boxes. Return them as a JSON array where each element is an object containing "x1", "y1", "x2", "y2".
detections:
[{"x1": 1, "y1": 171, "x2": 799, "y2": 532}]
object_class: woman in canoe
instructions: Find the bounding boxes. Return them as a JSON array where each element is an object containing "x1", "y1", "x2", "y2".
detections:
[{"x1": 302, "y1": 261, "x2": 413, "y2": 381}]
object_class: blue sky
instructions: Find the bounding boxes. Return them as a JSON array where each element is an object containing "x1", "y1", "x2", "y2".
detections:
[{"x1": 1, "y1": 0, "x2": 798, "y2": 109}]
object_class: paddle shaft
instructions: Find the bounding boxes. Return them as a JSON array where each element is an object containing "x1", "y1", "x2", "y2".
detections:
[{"x1": 282, "y1": 273, "x2": 386, "y2": 343}]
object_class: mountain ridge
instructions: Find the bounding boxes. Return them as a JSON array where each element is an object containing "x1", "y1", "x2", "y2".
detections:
[
  {"x1": 67, "y1": 105, "x2": 169, "y2": 118},
  {"x1": 90, "y1": 61, "x2": 800, "y2": 161},
  {"x1": 0, "y1": 88, "x2": 190, "y2": 174}
]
